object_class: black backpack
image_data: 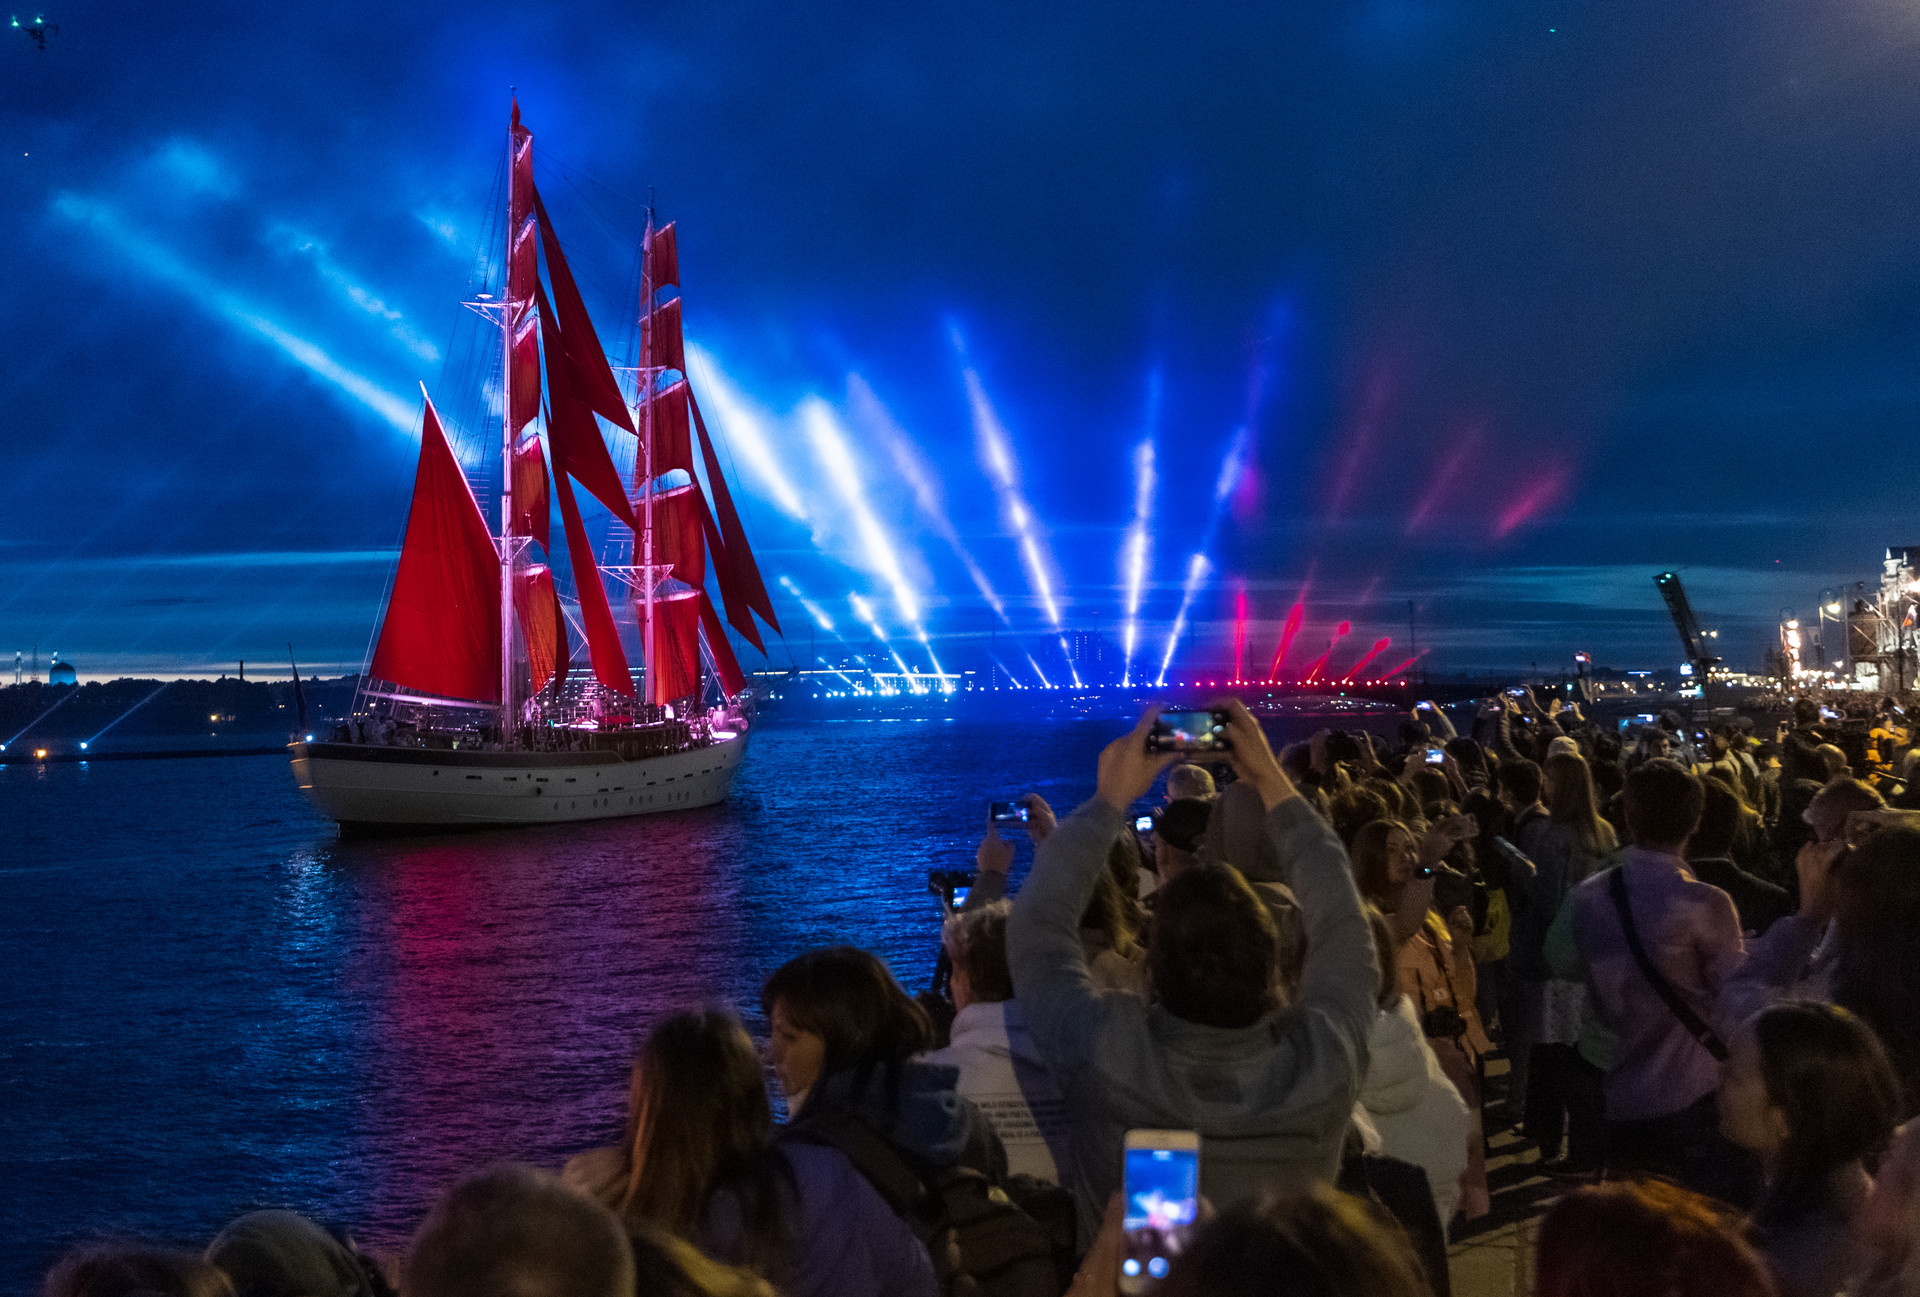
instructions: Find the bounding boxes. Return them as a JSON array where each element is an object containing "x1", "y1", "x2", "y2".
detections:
[{"x1": 784, "y1": 1111, "x2": 1064, "y2": 1297}]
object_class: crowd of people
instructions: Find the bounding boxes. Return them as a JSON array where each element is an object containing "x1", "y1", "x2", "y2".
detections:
[{"x1": 38, "y1": 691, "x2": 1920, "y2": 1297}]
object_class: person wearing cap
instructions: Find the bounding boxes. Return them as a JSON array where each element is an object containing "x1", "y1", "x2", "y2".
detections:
[{"x1": 1153, "y1": 797, "x2": 1213, "y2": 879}]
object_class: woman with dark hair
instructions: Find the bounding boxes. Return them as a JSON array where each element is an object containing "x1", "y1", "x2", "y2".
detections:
[
  {"x1": 1533, "y1": 1180, "x2": 1777, "y2": 1297},
  {"x1": 563, "y1": 1009, "x2": 936, "y2": 1297},
  {"x1": 762, "y1": 947, "x2": 1005, "y2": 1179},
  {"x1": 1718, "y1": 1001, "x2": 1902, "y2": 1297}
]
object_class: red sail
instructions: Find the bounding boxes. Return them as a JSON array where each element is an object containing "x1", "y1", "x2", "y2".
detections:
[
  {"x1": 532, "y1": 183, "x2": 635, "y2": 433},
  {"x1": 643, "y1": 296, "x2": 686, "y2": 378},
  {"x1": 699, "y1": 591, "x2": 746, "y2": 698},
  {"x1": 693, "y1": 482, "x2": 763, "y2": 653},
  {"x1": 539, "y1": 283, "x2": 638, "y2": 530},
  {"x1": 369, "y1": 398, "x2": 501, "y2": 703},
  {"x1": 510, "y1": 433, "x2": 549, "y2": 549},
  {"x1": 654, "y1": 483, "x2": 704, "y2": 586},
  {"x1": 507, "y1": 109, "x2": 541, "y2": 436},
  {"x1": 646, "y1": 590, "x2": 702, "y2": 705},
  {"x1": 515, "y1": 563, "x2": 567, "y2": 696},
  {"x1": 509, "y1": 298, "x2": 541, "y2": 437},
  {"x1": 691, "y1": 392, "x2": 780, "y2": 640},
  {"x1": 646, "y1": 378, "x2": 694, "y2": 479},
  {"x1": 552, "y1": 462, "x2": 633, "y2": 696},
  {"x1": 648, "y1": 221, "x2": 679, "y2": 293}
]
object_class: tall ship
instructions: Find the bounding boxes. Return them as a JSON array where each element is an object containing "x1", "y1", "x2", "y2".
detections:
[{"x1": 292, "y1": 103, "x2": 780, "y2": 829}]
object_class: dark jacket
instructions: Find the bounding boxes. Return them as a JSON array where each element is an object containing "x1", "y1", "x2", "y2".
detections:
[
  {"x1": 801, "y1": 1059, "x2": 1007, "y2": 1181},
  {"x1": 1685, "y1": 856, "x2": 1792, "y2": 937},
  {"x1": 702, "y1": 1141, "x2": 938, "y2": 1297}
]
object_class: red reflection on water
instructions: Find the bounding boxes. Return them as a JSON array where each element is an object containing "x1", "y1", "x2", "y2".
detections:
[{"x1": 351, "y1": 817, "x2": 736, "y2": 1239}]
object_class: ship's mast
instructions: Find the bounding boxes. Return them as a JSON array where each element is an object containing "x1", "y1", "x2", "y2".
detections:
[
  {"x1": 641, "y1": 209, "x2": 656, "y2": 710},
  {"x1": 497, "y1": 113, "x2": 518, "y2": 740}
]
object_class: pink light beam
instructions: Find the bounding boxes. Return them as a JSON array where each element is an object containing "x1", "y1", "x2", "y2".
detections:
[
  {"x1": 1340, "y1": 637, "x2": 1392, "y2": 683},
  {"x1": 1379, "y1": 650, "x2": 1429, "y2": 681},
  {"x1": 1233, "y1": 587, "x2": 1248, "y2": 681},
  {"x1": 1266, "y1": 595, "x2": 1306, "y2": 682},
  {"x1": 1494, "y1": 465, "x2": 1571, "y2": 540}
]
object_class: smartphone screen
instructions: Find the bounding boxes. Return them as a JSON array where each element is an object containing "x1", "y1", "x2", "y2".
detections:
[
  {"x1": 1504, "y1": 687, "x2": 1526, "y2": 698},
  {"x1": 1146, "y1": 710, "x2": 1231, "y2": 754},
  {"x1": 1425, "y1": 748, "x2": 1445, "y2": 764},
  {"x1": 949, "y1": 885, "x2": 971, "y2": 910},
  {"x1": 1121, "y1": 1133, "x2": 1200, "y2": 1292},
  {"x1": 988, "y1": 800, "x2": 1029, "y2": 824},
  {"x1": 1134, "y1": 814, "x2": 1154, "y2": 833}
]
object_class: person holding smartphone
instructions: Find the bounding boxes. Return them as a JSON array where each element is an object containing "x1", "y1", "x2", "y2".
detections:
[{"x1": 1006, "y1": 701, "x2": 1377, "y2": 1245}]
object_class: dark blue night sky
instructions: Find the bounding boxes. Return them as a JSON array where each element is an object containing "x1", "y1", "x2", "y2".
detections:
[{"x1": 7, "y1": 1, "x2": 1919, "y2": 682}]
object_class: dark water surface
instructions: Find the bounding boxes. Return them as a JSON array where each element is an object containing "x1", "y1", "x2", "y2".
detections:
[{"x1": 0, "y1": 712, "x2": 1378, "y2": 1291}]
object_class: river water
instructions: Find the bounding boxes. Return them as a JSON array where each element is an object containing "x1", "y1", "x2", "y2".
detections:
[{"x1": 0, "y1": 710, "x2": 1396, "y2": 1292}]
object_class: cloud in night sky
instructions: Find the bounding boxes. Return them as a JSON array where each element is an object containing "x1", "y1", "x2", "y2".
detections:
[{"x1": 7, "y1": 1, "x2": 1920, "y2": 681}]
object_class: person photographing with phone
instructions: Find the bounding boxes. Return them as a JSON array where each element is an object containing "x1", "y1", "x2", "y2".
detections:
[{"x1": 1006, "y1": 700, "x2": 1378, "y2": 1248}]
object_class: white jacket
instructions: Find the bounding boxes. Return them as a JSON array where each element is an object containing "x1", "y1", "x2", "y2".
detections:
[
  {"x1": 925, "y1": 999, "x2": 1074, "y2": 1185},
  {"x1": 1355, "y1": 995, "x2": 1472, "y2": 1226}
]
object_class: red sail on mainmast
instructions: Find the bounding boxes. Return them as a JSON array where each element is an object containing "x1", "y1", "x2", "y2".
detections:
[
  {"x1": 507, "y1": 104, "x2": 541, "y2": 439},
  {"x1": 369, "y1": 398, "x2": 502, "y2": 703}
]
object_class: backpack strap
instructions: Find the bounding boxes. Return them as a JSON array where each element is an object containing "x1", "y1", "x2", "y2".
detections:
[
  {"x1": 1608, "y1": 867, "x2": 1728, "y2": 1062},
  {"x1": 782, "y1": 1111, "x2": 931, "y2": 1218}
]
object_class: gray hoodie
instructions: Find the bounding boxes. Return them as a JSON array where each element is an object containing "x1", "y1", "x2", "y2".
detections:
[{"x1": 1008, "y1": 795, "x2": 1376, "y2": 1241}]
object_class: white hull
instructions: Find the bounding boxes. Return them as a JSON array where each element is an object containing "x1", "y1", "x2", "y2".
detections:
[{"x1": 289, "y1": 730, "x2": 749, "y2": 828}]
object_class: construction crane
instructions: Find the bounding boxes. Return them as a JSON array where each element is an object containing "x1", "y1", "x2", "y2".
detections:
[{"x1": 1654, "y1": 570, "x2": 1720, "y2": 684}]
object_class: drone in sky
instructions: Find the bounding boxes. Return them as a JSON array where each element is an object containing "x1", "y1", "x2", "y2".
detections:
[{"x1": 13, "y1": 13, "x2": 56, "y2": 48}]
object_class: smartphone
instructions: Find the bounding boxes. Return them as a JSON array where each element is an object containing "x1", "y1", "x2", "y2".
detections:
[
  {"x1": 1504, "y1": 687, "x2": 1527, "y2": 698},
  {"x1": 988, "y1": 800, "x2": 1029, "y2": 825},
  {"x1": 1146, "y1": 710, "x2": 1231, "y2": 755},
  {"x1": 949, "y1": 885, "x2": 971, "y2": 910},
  {"x1": 1820, "y1": 707, "x2": 1840, "y2": 721},
  {"x1": 1415, "y1": 700, "x2": 1435, "y2": 712},
  {"x1": 1134, "y1": 814, "x2": 1155, "y2": 833},
  {"x1": 1120, "y1": 1130, "x2": 1201, "y2": 1293},
  {"x1": 1425, "y1": 748, "x2": 1446, "y2": 764}
]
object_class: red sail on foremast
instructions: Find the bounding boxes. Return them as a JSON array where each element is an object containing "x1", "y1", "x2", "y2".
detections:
[{"x1": 370, "y1": 398, "x2": 502, "y2": 703}]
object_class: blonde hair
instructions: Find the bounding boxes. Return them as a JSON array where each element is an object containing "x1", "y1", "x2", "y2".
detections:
[{"x1": 1545, "y1": 752, "x2": 1614, "y2": 855}]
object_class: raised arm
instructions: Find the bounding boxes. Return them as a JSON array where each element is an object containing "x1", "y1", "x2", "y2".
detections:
[
  {"x1": 1215, "y1": 701, "x2": 1377, "y2": 1053},
  {"x1": 1008, "y1": 711, "x2": 1172, "y2": 1074}
]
